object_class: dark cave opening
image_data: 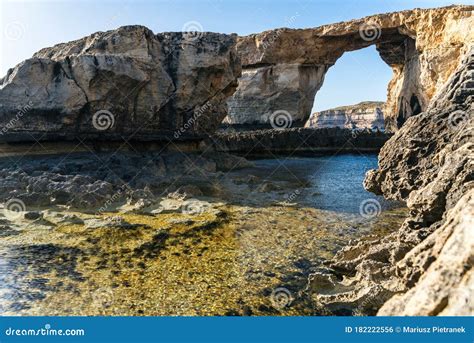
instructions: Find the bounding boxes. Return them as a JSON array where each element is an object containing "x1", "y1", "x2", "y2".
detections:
[{"x1": 410, "y1": 94, "x2": 422, "y2": 116}]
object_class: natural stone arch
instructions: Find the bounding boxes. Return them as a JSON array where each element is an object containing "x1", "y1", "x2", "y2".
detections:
[
  {"x1": 225, "y1": 6, "x2": 473, "y2": 132},
  {"x1": 0, "y1": 6, "x2": 471, "y2": 142}
]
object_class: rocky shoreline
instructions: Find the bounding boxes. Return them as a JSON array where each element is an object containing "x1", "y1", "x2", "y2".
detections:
[
  {"x1": 306, "y1": 46, "x2": 473, "y2": 315},
  {"x1": 0, "y1": 5, "x2": 472, "y2": 316},
  {"x1": 212, "y1": 128, "x2": 390, "y2": 155}
]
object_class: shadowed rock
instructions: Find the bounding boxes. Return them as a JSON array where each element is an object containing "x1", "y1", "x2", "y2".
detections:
[
  {"x1": 307, "y1": 46, "x2": 473, "y2": 316},
  {"x1": 0, "y1": 26, "x2": 241, "y2": 142}
]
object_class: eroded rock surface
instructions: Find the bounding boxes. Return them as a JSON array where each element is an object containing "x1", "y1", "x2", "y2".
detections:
[
  {"x1": 0, "y1": 26, "x2": 241, "y2": 142},
  {"x1": 308, "y1": 46, "x2": 473, "y2": 315},
  {"x1": 0, "y1": 150, "x2": 251, "y2": 211},
  {"x1": 225, "y1": 64, "x2": 326, "y2": 127},
  {"x1": 227, "y1": 5, "x2": 473, "y2": 132},
  {"x1": 213, "y1": 127, "x2": 389, "y2": 154}
]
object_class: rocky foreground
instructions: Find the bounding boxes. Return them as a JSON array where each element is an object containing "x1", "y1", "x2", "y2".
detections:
[
  {"x1": 307, "y1": 46, "x2": 473, "y2": 315},
  {"x1": 0, "y1": 149, "x2": 409, "y2": 315}
]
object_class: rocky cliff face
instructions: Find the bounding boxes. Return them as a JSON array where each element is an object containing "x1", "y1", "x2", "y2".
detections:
[
  {"x1": 226, "y1": 5, "x2": 473, "y2": 132},
  {"x1": 305, "y1": 101, "x2": 385, "y2": 129},
  {"x1": 225, "y1": 64, "x2": 326, "y2": 127},
  {"x1": 308, "y1": 46, "x2": 473, "y2": 316},
  {"x1": 1, "y1": 7, "x2": 471, "y2": 142},
  {"x1": 0, "y1": 26, "x2": 241, "y2": 142}
]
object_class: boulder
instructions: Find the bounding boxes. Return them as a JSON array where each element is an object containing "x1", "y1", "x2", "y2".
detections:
[{"x1": 0, "y1": 26, "x2": 241, "y2": 142}]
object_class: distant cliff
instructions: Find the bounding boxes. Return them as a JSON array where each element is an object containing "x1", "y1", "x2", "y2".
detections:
[{"x1": 305, "y1": 101, "x2": 385, "y2": 130}]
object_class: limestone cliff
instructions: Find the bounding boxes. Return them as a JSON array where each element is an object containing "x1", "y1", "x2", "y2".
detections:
[
  {"x1": 1, "y1": 6, "x2": 472, "y2": 142},
  {"x1": 227, "y1": 5, "x2": 474, "y2": 132},
  {"x1": 0, "y1": 26, "x2": 241, "y2": 142},
  {"x1": 305, "y1": 101, "x2": 385, "y2": 130}
]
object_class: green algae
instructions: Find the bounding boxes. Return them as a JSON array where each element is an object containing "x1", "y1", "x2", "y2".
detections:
[{"x1": 0, "y1": 204, "x2": 407, "y2": 316}]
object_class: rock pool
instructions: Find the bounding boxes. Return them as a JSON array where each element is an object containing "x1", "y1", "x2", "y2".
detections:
[{"x1": 0, "y1": 154, "x2": 407, "y2": 315}]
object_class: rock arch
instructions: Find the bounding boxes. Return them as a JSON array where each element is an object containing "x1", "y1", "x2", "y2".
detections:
[
  {"x1": 0, "y1": 6, "x2": 471, "y2": 142},
  {"x1": 225, "y1": 6, "x2": 474, "y2": 132}
]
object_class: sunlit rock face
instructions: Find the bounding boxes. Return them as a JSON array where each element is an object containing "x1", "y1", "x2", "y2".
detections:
[
  {"x1": 224, "y1": 64, "x2": 327, "y2": 127},
  {"x1": 371, "y1": 46, "x2": 474, "y2": 316},
  {"x1": 305, "y1": 101, "x2": 385, "y2": 130},
  {"x1": 307, "y1": 46, "x2": 473, "y2": 316},
  {"x1": 227, "y1": 5, "x2": 474, "y2": 132},
  {"x1": 0, "y1": 26, "x2": 241, "y2": 142}
]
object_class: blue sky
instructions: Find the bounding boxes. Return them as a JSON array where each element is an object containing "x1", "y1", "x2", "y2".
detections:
[{"x1": 1, "y1": 0, "x2": 472, "y2": 111}]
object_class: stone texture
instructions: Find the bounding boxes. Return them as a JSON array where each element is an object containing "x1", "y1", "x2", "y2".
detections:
[
  {"x1": 0, "y1": 26, "x2": 241, "y2": 142},
  {"x1": 0, "y1": 149, "x2": 251, "y2": 211},
  {"x1": 227, "y1": 5, "x2": 474, "y2": 132},
  {"x1": 307, "y1": 46, "x2": 473, "y2": 315},
  {"x1": 378, "y1": 189, "x2": 474, "y2": 315},
  {"x1": 225, "y1": 64, "x2": 326, "y2": 127},
  {"x1": 213, "y1": 127, "x2": 389, "y2": 154},
  {"x1": 305, "y1": 101, "x2": 385, "y2": 130}
]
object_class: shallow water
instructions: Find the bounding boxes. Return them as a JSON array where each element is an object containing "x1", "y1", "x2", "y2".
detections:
[
  {"x1": 0, "y1": 154, "x2": 407, "y2": 316},
  {"x1": 236, "y1": 154, "x2": 399, "y2": 213}
]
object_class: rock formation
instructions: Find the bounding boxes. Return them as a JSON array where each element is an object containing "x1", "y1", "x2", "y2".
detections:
[
  {"x1": 305, "y1": 101, "x2": 385, "y2": 130},
  {"x1": 226, "y1": 5, "x2": 473, "y2": 132},
  {"x1": 0, "y1": 26, "x2": 241, "y2": 142},
  {"x1": 0, "y1": 6, "x2": 472, "y2": 316},
  {"x1": 213, "y1": 127, "x2": 389, "y2": 154},
  {"x1": 225, "y1": 64, "x2": 326, "y2": 127},
  {"x1": 308, "y1": 46, "x2": 473, "y2": 315},
  {"x1": 1, "y1": 7, "x2": 471, "y2": 141}
]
